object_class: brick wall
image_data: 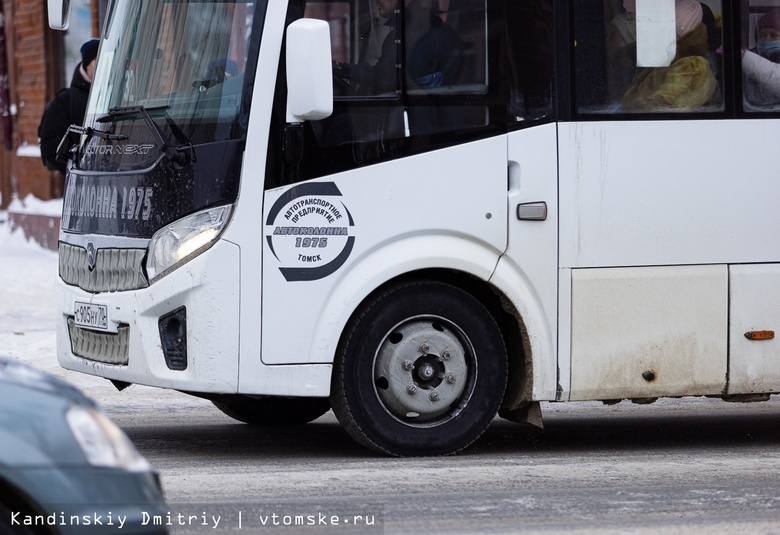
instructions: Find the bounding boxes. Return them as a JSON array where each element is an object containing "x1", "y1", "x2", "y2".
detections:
[
  {"x1": 2, "y1": 0, "x2": 60, "y2": 207},
  {"x1": 0, "y1": 0, "x2": 102, "y2": 209}
]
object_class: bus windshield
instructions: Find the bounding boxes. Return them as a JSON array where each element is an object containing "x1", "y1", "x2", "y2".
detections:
[{"x1": 86, "y1": 0, "x2": 258, "y2": 146}]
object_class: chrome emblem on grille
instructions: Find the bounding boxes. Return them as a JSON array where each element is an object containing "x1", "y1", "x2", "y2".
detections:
[{"x1": 86, "y1": 242, "x2": 97, "y2": 271}]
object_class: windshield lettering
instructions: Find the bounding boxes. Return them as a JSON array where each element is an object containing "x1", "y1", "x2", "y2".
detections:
[
  {"x1": 84, "y1": 144, "x2": 155, "y2": 156},
  {"x1": 64, "y1": 184, "x2": 155, "y2": 223}
]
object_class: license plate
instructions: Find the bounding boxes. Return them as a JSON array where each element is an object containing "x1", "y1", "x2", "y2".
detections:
[{"x1": 73, "y1": 301, "x2": 109, "y2": 330}]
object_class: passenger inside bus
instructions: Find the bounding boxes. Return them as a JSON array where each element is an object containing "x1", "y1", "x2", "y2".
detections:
[
  {"x1": 332, "y1": 0, "x2": 462, "y2": 95},
  {"x1": 621, "y1": 0, "x2": 718, "y2": 111},
  {"x1": 742, "y1": 7, "x2": 780, "y2": 109},
  {"x1": 321, "y1": 0, "x2": 466, "y2": 143},
  {"x1": 303, "y1": 0, "x2": 487, "y2": 162}
]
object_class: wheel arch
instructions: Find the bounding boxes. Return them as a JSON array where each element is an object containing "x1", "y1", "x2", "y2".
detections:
[
  {"x1": 330, "y1": 267, "x2": 532, "y2": 415},
  {"x1": 306, "y1": 234, "x2": 544, "y2": 413}
]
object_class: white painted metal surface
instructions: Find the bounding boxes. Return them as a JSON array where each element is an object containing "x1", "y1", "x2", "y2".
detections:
[
  {"x1": 260, "y1": 136, "x2": 508, "y2": 365},
  {"x1": 569, "y1": 265, "x2": 728, "y2": 401},
  {"x1": 728, "y1": 264, "x2": 780, "y2": 394},
  {"x1": 491, "y1": 124, "x2": 559, "y2": 401},
  {"x1": 558, "y1": 119, "x2": 780, "y2": 400},
  {"x1": 58, "y1": 240, "x2": 242, "y2": 393},
  {"x1": 558, "y1": 120, "x2": 780, "y2": 269}
]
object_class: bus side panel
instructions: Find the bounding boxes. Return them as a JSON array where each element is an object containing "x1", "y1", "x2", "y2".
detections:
[
  {"x1": 729, "y1": 264, "x2": 780, "y2": 395},
  {"x1": 558, "y1": 120, "x2": 780, "y2": 268},
  {"x1": 569, "y1": 265, "x2": 727, "y2": 401},
  {"x1": 558, "y1": 119, "x2": 780, "y2": 400},
  {"x1": 259, "y1": 137, "x2": 508, "y2": 366}
]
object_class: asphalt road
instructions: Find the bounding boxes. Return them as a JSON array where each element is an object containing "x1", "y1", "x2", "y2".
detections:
[{"x1": 106, "y1": 391, "x2": 780, "y2": 535}]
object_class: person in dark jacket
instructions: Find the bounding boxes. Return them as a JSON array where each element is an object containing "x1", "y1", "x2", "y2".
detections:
[{"x1": 39, "y1": 38, "x2": 99, "y2": 175}]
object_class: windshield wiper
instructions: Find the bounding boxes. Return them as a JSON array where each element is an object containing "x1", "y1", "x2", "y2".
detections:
[{"x1": 97, "y1": 105, "x2": 193, "y2": 166}]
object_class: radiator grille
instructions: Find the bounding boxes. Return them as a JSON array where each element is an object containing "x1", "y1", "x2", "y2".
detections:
[
  {"x1": 67, "y1": 318, "x2": 130, "y2": 365},
  {"x1": 59, "y1": 242, "x2": 148, "y2": 292}
]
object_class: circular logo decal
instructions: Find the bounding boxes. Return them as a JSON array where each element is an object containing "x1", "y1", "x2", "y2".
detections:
[{"x1": 265, "y1": 183, "x2": 355, "y2": 282}]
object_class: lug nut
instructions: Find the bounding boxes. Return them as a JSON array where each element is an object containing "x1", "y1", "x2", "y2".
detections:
[
  {"x1": 419, "y1": 343, "x2": 430, "y2": 354},
  {"x1": 429, "y1": 391, "x2": 440, "y2": 402},
  {"x1": 445, "y1": 373, "x2": 456, "y2": 385},
  {"x1": 441, "y1": 350, "x2": 451, "y2": 360},
  {"x1": 402, "y1": 360, "x2": 414, "y2": 371},
  {"x1": 406, "y1": 384, "x2": 418, "y2": 395}
]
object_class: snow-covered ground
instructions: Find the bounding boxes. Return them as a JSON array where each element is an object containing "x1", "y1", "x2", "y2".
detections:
[
  {"x1": 0, "y1": 211, "x2": 60, "y2": 370},
  {"x1": 5, "y1": 194, "x2": 64, "y2": 217}
]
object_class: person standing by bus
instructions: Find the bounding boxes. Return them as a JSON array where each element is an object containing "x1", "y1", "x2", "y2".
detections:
[{"x1": 38, "y1": 38, "x2": 99, "y2": 179}]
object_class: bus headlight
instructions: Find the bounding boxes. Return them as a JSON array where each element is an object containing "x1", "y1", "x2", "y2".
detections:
[{"x1": 146, "y1": 205, "x2": 233, "y2": 282}]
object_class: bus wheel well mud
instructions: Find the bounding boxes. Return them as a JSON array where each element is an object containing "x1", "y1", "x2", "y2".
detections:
[{"x1": 351, "y1": 269, "x2": 532, "y2": 418}]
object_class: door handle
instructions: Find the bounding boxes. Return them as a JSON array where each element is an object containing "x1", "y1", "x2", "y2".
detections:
[{"x1": 517, "y1": 201, "x2": 547, "y2": 221}]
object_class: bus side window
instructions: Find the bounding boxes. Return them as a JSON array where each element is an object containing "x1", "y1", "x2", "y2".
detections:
[
  {"x1": 404, "y1": 0, "x2": 490, "y2": 136},
  {"x1": 741, "y1": 1, "x2": 780, "y2": 111},
  {"x1": 303, "y1": 0, "x2": 490, "y2": 145},
  {"x1": 575, "y1": 0, "x2": 724, "y2": 115},
  {"x1": 276, "y1": 0, "x2": 499, "y2": 185},
  {"x1": 406, "y1": 0, "x2": 487, "y2": 95},
  {"x1": 505, "y1": 0, "x2": 554, "y2": 123},
  {"x1": 304, "y1": 0, "x2": 404, "y2": 147}
]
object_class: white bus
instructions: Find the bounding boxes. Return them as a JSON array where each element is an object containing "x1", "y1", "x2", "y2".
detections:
[{"x1": 50, "y1": 0, "x2": 780, "y2": 456}]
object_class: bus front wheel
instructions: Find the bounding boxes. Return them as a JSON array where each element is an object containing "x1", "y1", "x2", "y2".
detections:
[
  {"x1": 211, "y1": 395, "x2": 330, "y2": 426},
  {"x1": 331, "y1": 281, "x2": 508, "y2": 456}
]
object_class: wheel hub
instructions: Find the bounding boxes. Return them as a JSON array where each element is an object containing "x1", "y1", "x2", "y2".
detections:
[
  {"x1": 413, "y1": 356, "x2": 444, "y2": 388},
  {"x1": 373, "y1": 316, "x2": 473, "y2": 424}
]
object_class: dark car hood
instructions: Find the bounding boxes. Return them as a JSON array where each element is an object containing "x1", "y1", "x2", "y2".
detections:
[{"x1": 0, "y1": 356, "x2": 95, "y2": 406}]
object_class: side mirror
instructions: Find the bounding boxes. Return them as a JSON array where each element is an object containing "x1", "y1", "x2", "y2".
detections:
[
  {"x1": 48, "y1": 0, "x2": 71, "y2": 30},
  {"x1": 285, "y1": 19, "x2": 333, "y2": 123}
]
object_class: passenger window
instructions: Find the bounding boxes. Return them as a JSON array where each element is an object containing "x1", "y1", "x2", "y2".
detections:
[
  {"x1": 741, "y1": 0, "x2": 780, "y2": 111},
  {"x1": 574, "y1": 0, "x2": 724, "y2": 115},
  {"x1": 303, "y1": 0, "x2": 489, "y2": 145}
]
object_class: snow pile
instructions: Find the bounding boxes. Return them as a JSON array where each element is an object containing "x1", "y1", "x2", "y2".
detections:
[{"x1": 7, "y1": 193, "x2": 63, "y2": 217}]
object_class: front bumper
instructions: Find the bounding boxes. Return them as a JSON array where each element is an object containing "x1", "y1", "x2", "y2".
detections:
[{"x1": 57, "y1": 239, "x2": 240, "y2": 393}]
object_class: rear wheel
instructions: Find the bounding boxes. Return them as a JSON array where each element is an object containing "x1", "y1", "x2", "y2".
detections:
[
  {"x1": 331, "y1": 281, "x2": 508, "y2": 456},
  {"x1": 212, "y1": 395, "x2": 330, "y2": 426}
]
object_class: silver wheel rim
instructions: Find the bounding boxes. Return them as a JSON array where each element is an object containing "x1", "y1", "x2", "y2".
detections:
[{"x1": 372, "y1": 314, "x2": 477, "y2": 427}]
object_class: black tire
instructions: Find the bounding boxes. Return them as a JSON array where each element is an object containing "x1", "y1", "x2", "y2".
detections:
[
  {"x1": 331, "y1": 281, "x2": 508, "y2": 456},
  {"x1": 212, "y1": 395, "x2": 330, "y2": 426}
]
